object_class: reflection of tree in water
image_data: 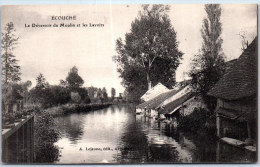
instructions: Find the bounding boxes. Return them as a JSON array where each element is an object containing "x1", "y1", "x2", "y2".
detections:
[
  {"x1": 114, "y1": 114, "x2": 180, "y2": 163},
  {"x1": 117, "y1": 104, "x2": 124, "y2": 111},
  {"x1": 34, "y1": 112, "x2": 59, "y2": 163},
  {"x1": 110, "y1": 105, "x2": 116, "y2": 113},
  {"x1": 54, "y1": 113, "x2": 84, "y2": 144},
  {"x1": 113, "y1": 117, "x2": 150, "y2": 163}
]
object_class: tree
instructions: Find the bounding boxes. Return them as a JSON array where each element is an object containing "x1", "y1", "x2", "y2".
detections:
[
  {"x1": 50, "y1": 85, "x2": 70, "y2": 105},
  {"x1": 70, "y1": 92, "x2": 81, "y2": 104},
  {"x1": 111, "y1": 88, "x2": 116, "y2": 100},
  {"x1": 1, "y1": 22, "x2": 21, "y2": 84},
  {"x1": 20, "y1": 80, "x2": 32, "y2": 104},
  {"x1": 88, "y1": 86, "x2": 96, "y2": 99},
  {"x1": 36, "y1": 73, "x2": 47, "y2": 89},
  {"x1": 102, "y1": 87, "x2": 108, "y2": 101},
  {"x1": 29, "y1": 74, "x2": 54, "y2": 108},
  {"x1": 66, "y1": 66, "x2": 84, "y2": 90},
  {"x1": 59, "y1": 79, "x2": 67, "y2": 87},
  {"x1": 114, "y1": 5, "x2": 183, "y2": 100},
  {"x1": 189, "y1": 4, "x2": 226, "y2": 109},
  {"x1": 96, "y1": 88, "x2": 103, "y2": 98}
]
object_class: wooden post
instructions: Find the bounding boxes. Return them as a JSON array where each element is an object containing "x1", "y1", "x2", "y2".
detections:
[
  {"x1": 31, "y1": 116, "x2": 34, "y2": 162},
  {"x1": 216, "y1": 113, "x2": 221, "y2": 138},
  {"x1": 22, "y1": 124, "x2": 25, "y2": 162},
  {"x1": 16, "y1": 130, "x2": 19, "y2": 162},
  {"x1": 247, "y1": 121, "x2": 252, "y2": 139},
  {"x1": 27, "y1": 121, "x2": 30, "y2": 162},
  {"x1": 30, "y1": 118, "x2": 34, "y2": 162},
  {"x1": 216, "y1": 140, "x2": 220, "y2": 162},
  {"x1": 2, "y1": 139, "x2": 9, "y2": 163}
]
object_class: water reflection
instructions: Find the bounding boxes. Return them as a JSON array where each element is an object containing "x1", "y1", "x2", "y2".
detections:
[
  {"x1": 55, "y1": 114, "x2": 84, "y2": 144},
  {"x1": 54, "y1": 105, "x2": 256, "y2": 164}
]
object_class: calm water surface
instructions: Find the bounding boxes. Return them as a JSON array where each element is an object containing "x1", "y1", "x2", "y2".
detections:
[{"x1": 53, "y1": 105, "x2": 256, "y2": 164}]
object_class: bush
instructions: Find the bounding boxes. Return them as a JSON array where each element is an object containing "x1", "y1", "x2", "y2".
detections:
[
  {"x1": 70, "y1": 92, "x2": 81, "y2": 104},
  {"x1": 178, "y1": 107, "x2": 216, "y2": 135},
  {"x1": 34, "y1": 111, "x2": 60, "y2": 162}
]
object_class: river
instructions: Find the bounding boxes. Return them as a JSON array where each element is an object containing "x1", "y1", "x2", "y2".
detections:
[{"x1": 53, "y1": 104, "x2": 256, "y2": 164}]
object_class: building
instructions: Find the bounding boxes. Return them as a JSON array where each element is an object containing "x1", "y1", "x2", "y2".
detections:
[
  {"x1": 156, "y1": 83, "x2": 207, "y2": 121},
  {"x1": 208, "y1": 37, "x2": 257, "y2": 142},
  {"x1": 140, "y1": 83, "x2": 169, "y2": 102},
  {"x1": 136, "y1": 81, "x2": 200, "y2": 118},
  {"x1": 136, "y1": 88, "x2": 179, "y2": 117}
]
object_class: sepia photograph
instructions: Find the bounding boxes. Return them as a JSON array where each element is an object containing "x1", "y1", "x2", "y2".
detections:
[{"x1": 1, "y1": 4, "x2": 258, "y2": 164}]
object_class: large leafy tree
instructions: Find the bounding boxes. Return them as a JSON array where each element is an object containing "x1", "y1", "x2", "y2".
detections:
[
  {"x1": 29, "y1": 74, "x2": 52, "y2": 108},
  {"x1": 1, "y1": 22, "x2": 21, "y2": 84},
  {"x1": 66, "y1": 66, "x2": 84, "y2": 90},
  {"x1": 114, "y1": 5, "x2": 183, "y2": 100},
  {"x1": 189, "y1": 4, "x2": 226, "y2": 109}
]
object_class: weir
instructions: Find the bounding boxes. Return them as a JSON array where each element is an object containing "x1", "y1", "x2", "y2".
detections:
[{"x1": 2, "y1": 115, "x2": 34, "y2": 163}]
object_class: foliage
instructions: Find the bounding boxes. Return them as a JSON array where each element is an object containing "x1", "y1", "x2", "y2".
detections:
[
  {"x1": 77, "y1": 87, "x2": 91, "y2": 104},
  {"x1": 102, "y1": 87, "x2": 108, "y2": 101},
  {"x1": 2, "y1": 83, "x2": 23, "y2": 104},
  {"x1": 29, "y1": 74, "x2": 53, "y2": 108},
  {"x1": 36, "y1": 73, "x2": 48, "y2": 89},
  {"x1": 1, "y1": 22, "x2": 21, "y2": 84},
  {"x1": 111, "y1": 88, "x2": 116, "y2": 100},
  {"x1": 29, "y1": 86, "x2": 54, "y2": 108},
  {"x1": 87, "y1": 86, "x2": 97, "y2": 99},
  {"x1": 50, "y1": 85, "x2": 71, "y2": 105},
  {"x1": 178, "y1": 107, "x2": 216, "y2": 135},
  {"x1": 66, "y1": 66, "x2": 84, "y2": 89},
  {"x1": 20, "y1": 80, "x2": 32, "y2": 104},
  {"x1": 2, "y1": 112, "x2": 15, "y2": 124},
  {"x1": 59, "y1": 79, "x2": 67, "y2": 87},
  {"x1": 189, "y1": 4, "x2": 226, "y2": 110},
  {"x1": 34, "y1": 112, "x2": 60, "y2": 163},
  {"x1": 29, "y1": 73, "x2": 90, "y2": 108},
  {"x1": 70, "y1": 92, "x2": 81, "y2": 104},
  {"x1": 30, "y1": 85, "x2": 72, "y2": 108},
  {"x1": 114, "y1": 5, "x2": 183, "y2": 100}
]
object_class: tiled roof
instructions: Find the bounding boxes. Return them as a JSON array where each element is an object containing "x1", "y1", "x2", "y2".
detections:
[
  {"x1": 160, "y1": 92, "x2": 194, "y2": 115},
  {"x1": 208, "y1": 37, "x2": 257, "y2": 100},
  {"x1": 136, "y1": 89, "x2": 181, "y2": 109}
]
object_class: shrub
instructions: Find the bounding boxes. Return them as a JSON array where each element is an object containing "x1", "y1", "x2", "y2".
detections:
[
  {"x1": 178, "y1": 107, "x2": 216, "y2": 134},
  {"x1": 34, "y1": 111, "x2": 60, "y2": 162}
]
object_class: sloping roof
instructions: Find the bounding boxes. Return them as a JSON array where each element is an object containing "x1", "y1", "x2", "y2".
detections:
[
  {"x1": 141, "y1": 83, "x2": 169, "y2": 102},
  {"x1": 208, "y1": 37, "x2": 257, "y2": 100},
  {"x1": 157, "y1": 85, "x2": 192, "y2": 109},
  {"x1": 160, "y1": 92, "x2": 194, "y2": 115},
  {"x1": 137, "y1": 88, "x2": 181, "y2": 109},
  {"x1": 217, "y1": 108, "x2": 255, "y2": 122},
  {"x1": 225, "y1": 59, "x2": 237, "y2": 72}
]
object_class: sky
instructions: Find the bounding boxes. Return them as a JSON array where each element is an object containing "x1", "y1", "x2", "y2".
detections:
[{"x1": 1, "y1": 4, "x2": 257, "y2": 96}]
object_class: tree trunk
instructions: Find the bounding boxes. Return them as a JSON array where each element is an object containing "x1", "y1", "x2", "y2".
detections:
[{"x1": 147, "y1": 72, "x2": 152, "y2": 90}]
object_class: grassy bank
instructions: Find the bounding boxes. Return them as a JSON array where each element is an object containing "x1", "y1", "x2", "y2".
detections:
[{"x1": 44, "y1": 103, "x2": 112, "y2": 117}]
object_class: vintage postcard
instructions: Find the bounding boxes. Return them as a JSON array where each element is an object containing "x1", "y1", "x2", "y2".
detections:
[{"x1": 1, "y1": 4, "x2": 258, "y2": 164}]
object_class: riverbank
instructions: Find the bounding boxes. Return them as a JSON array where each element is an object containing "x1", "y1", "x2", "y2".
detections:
[{"x1": 45, "y1": 103, "x2": 112, "y2": 117}]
